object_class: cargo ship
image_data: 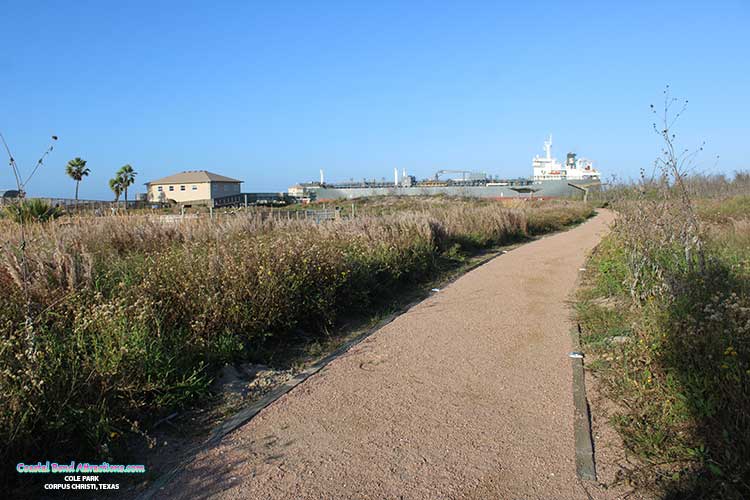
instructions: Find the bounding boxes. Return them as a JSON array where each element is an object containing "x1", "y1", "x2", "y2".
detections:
[{"x1": 289, "y1": 137, "x2": 601, "y2": 201}]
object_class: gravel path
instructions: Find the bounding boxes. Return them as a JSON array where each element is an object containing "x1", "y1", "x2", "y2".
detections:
[{"x1": 161, "y1": 210, "x2": 619, "y2": 499}]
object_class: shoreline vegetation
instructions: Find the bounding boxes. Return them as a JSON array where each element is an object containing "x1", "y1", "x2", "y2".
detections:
[
  {"x1": 578, "y1": 172, "x2": 750, "y2": 498},
  {"x1": 0, "y1": 196, "x2": 592, "y2": 489}
]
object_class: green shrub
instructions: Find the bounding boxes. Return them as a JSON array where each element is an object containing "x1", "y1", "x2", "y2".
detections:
[{"x1": 1, "y1": 199, "x2": 62, "y2": 223}]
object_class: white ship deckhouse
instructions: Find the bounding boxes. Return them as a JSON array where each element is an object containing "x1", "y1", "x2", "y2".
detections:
[{"x1": 532, "y1": 136, "x2": 600, "y2": 181}]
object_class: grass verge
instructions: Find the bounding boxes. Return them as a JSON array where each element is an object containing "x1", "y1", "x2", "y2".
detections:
[{"x1": 575, "y1": 195, "x2": 750, "y2": 498}]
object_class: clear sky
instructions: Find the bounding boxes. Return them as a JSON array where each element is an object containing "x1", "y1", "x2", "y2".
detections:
[{"x1": 1, "y1": 0, "x2": 748, "y2": 199}]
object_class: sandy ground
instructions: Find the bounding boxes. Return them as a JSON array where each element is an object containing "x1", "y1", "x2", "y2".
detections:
[{"x1": 158, "y1": 210, "x2": 639, "y2": 499}]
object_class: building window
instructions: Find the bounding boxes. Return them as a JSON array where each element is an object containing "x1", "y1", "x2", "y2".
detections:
[
  {"x1": 169, "y1": 185, "x2": 174, "y2": 191},
  {"x1": 180, "y1": 185, "x2": 186, "y2": 191},
  {"x1": 192, "y1": 185, "x2": 197, "y2": 190},
  {"x1": 157, "y1": 186, "x2": 163, "y2": 192}
]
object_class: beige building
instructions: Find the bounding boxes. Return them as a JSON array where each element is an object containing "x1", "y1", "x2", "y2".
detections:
[{"x1": 146, "y1": 170, "x2": 243, "y2": 204}]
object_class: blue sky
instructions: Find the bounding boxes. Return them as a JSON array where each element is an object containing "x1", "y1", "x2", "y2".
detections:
[{"x1": 1, "y1": 0, "x2": 748, "y2": 199}]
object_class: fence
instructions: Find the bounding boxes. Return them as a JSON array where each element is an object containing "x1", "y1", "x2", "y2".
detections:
[
  {"x1": 155, "y1": 207, "x2": 340, "y2": 224},
  {"x1": 0, "y1": 196, "x2": 149, "y2": 209},
  {"x1": 222, "y1": 208, "x2": 339, "y2": 223}
]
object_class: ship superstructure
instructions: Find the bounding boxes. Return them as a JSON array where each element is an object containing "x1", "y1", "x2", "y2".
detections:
[{"x1": 532, "y1": 136, "x2": 600, "y2": 182}]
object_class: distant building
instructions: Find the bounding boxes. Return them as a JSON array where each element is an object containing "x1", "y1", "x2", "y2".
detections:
[
  {"x1": 145, "y1": 170, "x2": 242, "y2": 204},
  {"x1": 287, "y1": 183, "x2": 318, "y2": 203}
]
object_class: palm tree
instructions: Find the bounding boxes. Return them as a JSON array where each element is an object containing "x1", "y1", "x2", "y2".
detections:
[
  {"x1": 65, "y1": 157, "x2": 90, "y2": 208},
  {"x1": 116, "y1": 164, "x2": 136, "y2": 209},
  {"x1": 109, "y1": 177, "x2": 123, "y2": 205}
]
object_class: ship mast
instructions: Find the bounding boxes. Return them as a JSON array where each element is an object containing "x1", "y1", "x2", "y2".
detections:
[{"x1": 544, "y1": 135, "x2": 552, "y2": 160}]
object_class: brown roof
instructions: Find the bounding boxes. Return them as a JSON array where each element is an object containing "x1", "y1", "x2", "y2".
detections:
[{"x1": 146, "y1": 170, "x2": 243, "y2": 185}]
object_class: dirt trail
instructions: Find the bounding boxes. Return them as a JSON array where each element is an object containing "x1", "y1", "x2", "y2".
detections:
[{"x1": 160, "y1": 210, "x2": 622, "y2": 499}]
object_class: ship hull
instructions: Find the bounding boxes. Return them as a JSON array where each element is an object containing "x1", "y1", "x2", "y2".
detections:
[{"x1": 312, "y1": 179, "x2": 597, "y2": 200}]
